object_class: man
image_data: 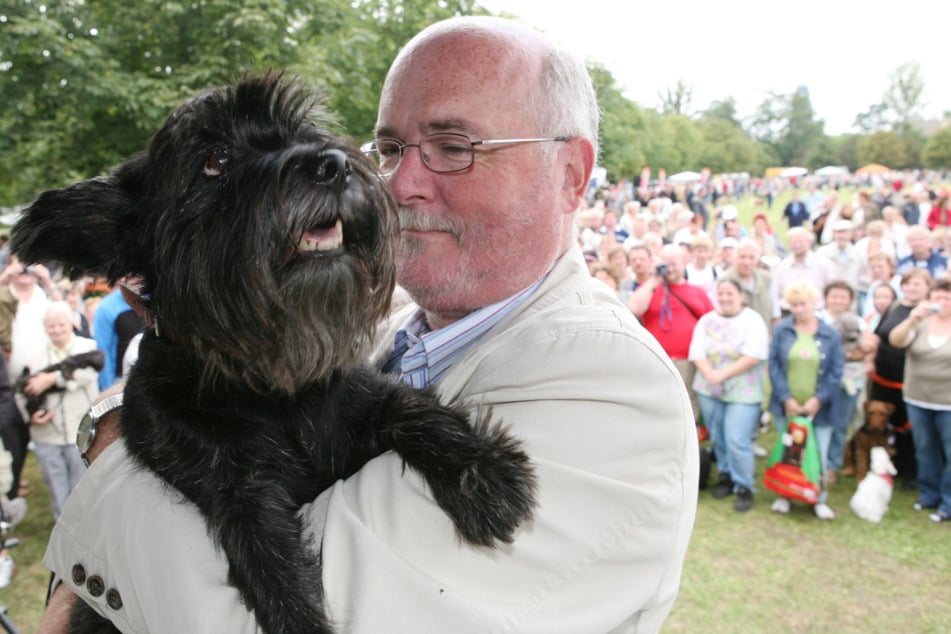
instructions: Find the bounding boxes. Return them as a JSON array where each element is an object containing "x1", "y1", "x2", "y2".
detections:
[
  {"x1": 897, "y1": 225, "x2": 948, "y2": 279},
  {"x1": 628, "y1": 243, "x2": 714, "y2": 423},
  {"x1": 40, "y1": 17, "x2": 697, "y2": 633},
  {"x1": 684, "y1": 234, "x2": 717, "y2": 303},
  {"x1": 619, "y1": 244, "x2": 653, "y2": 298},
  {"x1": 770, "y1": 227, "x2": 835, "y2": 322},
  {"x1": 817, "y1": 219, "x2": 862, "y2": 297},
  {"x1": 721, "y1": 238, "x2": 773, "y2": 329},
  {"x1": 92, "y1": 283, "x2": 145, "y2": 390},
  {"x1": 782, "y1": 190, "x2": 809, "y2": 228}
]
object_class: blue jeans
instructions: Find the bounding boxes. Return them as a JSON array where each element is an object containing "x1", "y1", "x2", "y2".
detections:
[
  {"x1": 905, "y1": 403, "x2": 951, "y2": 515},
  {"x1": 828, "y1": 386, "x2": 860, "y2": 472},
  {"x1": 698, "y1": 395, "x2": 760, "y2": 492},
  {"x1": 772, "y1": 414, "x2": 833, "y2": 504}
]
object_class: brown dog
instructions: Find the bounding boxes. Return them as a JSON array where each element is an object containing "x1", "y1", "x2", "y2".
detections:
[{"x1": 842, "y1": 400, "x2": 895, "y2": 481}]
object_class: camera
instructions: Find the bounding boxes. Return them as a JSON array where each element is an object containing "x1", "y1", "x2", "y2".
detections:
[
  {"x1": 655, "y1": 263, "x2": 668, "y2": 277},
  {"x1": 926, "y1": 303, "x2": 942, "y2": 314}
]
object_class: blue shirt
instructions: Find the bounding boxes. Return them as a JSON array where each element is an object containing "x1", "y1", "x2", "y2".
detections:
[
  {"x1": 897, "y1": 250, "x2": 948, "y2": 279},
  {"x1": 93, "y1": 289, "x2": 132, "y2": 390},
  {"x1": 382, "y1": 278, "x2": 544, "y2": 388}
]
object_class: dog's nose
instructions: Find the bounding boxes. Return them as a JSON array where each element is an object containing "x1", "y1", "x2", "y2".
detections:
[{"x1": 313, "y1": 149, "x2": 351, "y2": 188}]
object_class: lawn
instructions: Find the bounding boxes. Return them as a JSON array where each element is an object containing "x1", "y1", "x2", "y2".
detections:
[{"x1": 665, "y1": 427, "x2": 951, "y2": 633}]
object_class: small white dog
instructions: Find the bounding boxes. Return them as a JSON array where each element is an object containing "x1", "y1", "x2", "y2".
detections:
[{"x1": 849, "y1": 446, "x2": 897, "y2": 523}]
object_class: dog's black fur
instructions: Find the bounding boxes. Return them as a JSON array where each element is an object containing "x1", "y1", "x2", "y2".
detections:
[{"x1": 13, "y1": 73, "x2": 536, "y2": 633}]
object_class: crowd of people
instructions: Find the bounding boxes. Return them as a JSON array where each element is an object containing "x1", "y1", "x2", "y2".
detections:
[
  {"x1": 581, "y1": 174, "x2": 951, "y2": 523},
  {"x1": 0, "y1": 244, "x2": 144, "y2": 587}
]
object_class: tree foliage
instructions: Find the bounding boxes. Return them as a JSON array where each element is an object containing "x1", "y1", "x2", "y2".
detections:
[
  {"x1": 0, "y1": 2, "x2": 944, "y2": 207},
  {"x1": 922, "y1": 125, "x2": 951, "y2": 169}
]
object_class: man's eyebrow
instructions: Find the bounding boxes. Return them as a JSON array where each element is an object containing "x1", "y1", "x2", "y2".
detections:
[{"x1": 374, "y1": 119, "x2": 477, "y2": 139}]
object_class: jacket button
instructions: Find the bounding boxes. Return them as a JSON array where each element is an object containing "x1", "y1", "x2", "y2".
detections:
[
  {"x1": 71, "y1": 564, "x2": 86, "y2": 585},
  {"x1": 87, "y1": 575, "x2": 105, "y2": 597},
  {"x1": 106, "y1": 588, "x2": 123, "y2": 610}
]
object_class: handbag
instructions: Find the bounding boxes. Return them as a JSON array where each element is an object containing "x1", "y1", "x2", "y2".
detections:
[{"x1": 763, "y1": 415, "x2": 822, "y2": 504}]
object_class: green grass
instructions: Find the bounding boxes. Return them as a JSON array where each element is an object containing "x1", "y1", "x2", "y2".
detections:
[
  {"x1": 2, "y1": 452, "x2": 56, "y2": 632},
  {"x1": 665, "y1": 428, "x2": 951, "y2": 633}
]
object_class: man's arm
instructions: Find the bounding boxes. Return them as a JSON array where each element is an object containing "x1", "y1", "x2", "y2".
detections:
[{"x1": 627, "y1": 275, "x2": 658, "y2": 317}]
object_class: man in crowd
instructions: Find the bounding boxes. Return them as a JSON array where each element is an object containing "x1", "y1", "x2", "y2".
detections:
[
  {"x1": 817, "y1": 219, "x2": 862, "y2": 301},
  {"x1": 628, "y1": 243, "x2": 714, "y2": 423},
  {"x1": 782, "y1": 189, "x2": 810, "y2": 228},
  {"x1": 770, "y1": 227, "x2": 835, "y2": 322},
  {"x1": 721, "y1": 238, "x2": 773, "y2": 329},
  {"x1": 898, "y1": 224, "x2": 948, "y2": 279},
  {"x1": 40, "y1": 16, "x2": 697, "y2": 633}
]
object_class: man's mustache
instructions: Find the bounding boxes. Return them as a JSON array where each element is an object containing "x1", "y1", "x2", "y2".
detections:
[{"x1": 397, "y1": 208, "x2": 462, "y2": 239}]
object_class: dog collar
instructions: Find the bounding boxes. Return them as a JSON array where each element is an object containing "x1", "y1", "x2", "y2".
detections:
[{"x1": 77, "y1": 393, "x2": 124, "y2": 467}]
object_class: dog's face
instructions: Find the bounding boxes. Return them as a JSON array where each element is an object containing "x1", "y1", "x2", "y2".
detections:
[
  {"x1": 12, "y1": 73, "x2": 397, "y2": 394},
  {"x1": 865, "y1": 400, "x2": 895, "y2": 431},
  {"x1": 869, "y1": 446, "x2": 897, "y2": 476}
]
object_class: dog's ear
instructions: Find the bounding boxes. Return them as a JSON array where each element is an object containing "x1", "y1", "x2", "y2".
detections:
[{"x1": 11, "y1": 153, "x2": 148, "y2": 282}]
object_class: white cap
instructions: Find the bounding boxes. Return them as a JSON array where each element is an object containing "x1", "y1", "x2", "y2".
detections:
[
  {"x1": 831, "y1": 219, "x2": 854, "y2": 232},
  {"x1": 720, "y1": 205, "x2": 738, "y2": 220}
]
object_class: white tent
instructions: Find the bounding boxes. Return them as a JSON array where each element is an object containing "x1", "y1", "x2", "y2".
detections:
[
  {"x1": 668, "y1": 171, "x2": 703, "y2": 183},
  {"x1": 780, "y1": 166, "x2": 808, "y2": 178},
  {"x1": 814, "y1": 165, "x2": 849, "y2": 176}
]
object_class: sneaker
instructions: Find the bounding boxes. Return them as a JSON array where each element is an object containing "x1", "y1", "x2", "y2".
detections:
[
  {"x1": 753, "y1": 443, "x2": 768, "y2": 458},
  {"x1": 759, "y1": 411, "x2": 771, "y2": 432},
  {"x1": 733, "y1": 487, "x2": 754, "y2": 513},
  {"x1": 0, "y1": 553, "x2": 14, "y2": 589},
  {"x1": 712, "y1": 474, "x2": 734, "y2": 499},
  {"x1": 814, "y1": 503, "x2": 836, "y2": 520},
  {"x1": 913, "y1": 502, "x2": 937, "y2": 512},
  {"x1": 930, "y1": 510, "x2": 950, "y2": 524},
  {"x1": 771, "y1": 498, "x2": 791, "y2": 514}
]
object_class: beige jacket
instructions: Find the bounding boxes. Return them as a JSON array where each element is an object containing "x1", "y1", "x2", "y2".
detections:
[
  {"x1": 16, "y1": 335, "x2": 98, "y2": 446},
  {"x1": 45, "y1": 246, "x2": 698, "y2": 633}
]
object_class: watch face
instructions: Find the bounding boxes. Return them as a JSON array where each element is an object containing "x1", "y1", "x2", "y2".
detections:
[{"x1": 77, "y1": 411, "x2": 96, "y2": 455}]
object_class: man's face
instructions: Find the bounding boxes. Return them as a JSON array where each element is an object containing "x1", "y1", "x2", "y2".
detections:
[
  {"x1": 377, "y1": 31, "x2": 584, "y2": 318},
  {"x1": 789, "y1": 233, "x2": 810, "y2": 256},
  {"x1": 834, "y1": 229, "x2": 852, "y2": 248},
  {"x1": 735, "y1": 245, "x2": 758, "y2": 275},
  {"x1": 908, "y1": 231, "x2": 930, "y2": 257},
  {"x1": 659, "y1": 247, "x2": 686, "y2": 283},
  {"x1": 629, "y1": 249, "x2": 651, "y2": 275}
]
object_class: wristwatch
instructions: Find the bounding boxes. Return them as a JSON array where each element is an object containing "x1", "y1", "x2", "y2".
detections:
[{"x1": 77, "y1": 393, "x2": 124, "y2": 467}]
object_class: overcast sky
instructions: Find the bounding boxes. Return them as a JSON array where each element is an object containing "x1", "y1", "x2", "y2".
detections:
[{"x1": 479, "y1": 0, "x2": 950, "y2": 135}]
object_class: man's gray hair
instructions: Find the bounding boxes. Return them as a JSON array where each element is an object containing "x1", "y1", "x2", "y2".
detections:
[{"x1": 536, "y1": 44, "x2": 601, "y2": 160}]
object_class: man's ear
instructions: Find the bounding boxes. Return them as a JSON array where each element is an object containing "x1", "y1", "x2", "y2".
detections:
[
  {"x1": 10, "y1": 153, "x2": 148, "y2": 281},
  {"x1": 559, "y1": 137, "x2": 595, "y2": 214}
]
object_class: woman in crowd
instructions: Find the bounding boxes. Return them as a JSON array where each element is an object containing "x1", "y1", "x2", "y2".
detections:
[
  {"x1": 751, "y1": 213, "x2": 784, "y2": 262},
  {"x1": 887, "y1": 277, "x2": 951, "y2": 523},
  {"x1": 817, "y1": 280, "x2": 866, "y2": 484},
  {"x1": 860, "y1": 252, "x2": 902, "y2": 317},
  {"x1": 855, "y1": 221, "x2": 897, "y2": 312},
  {"x1": 868, "y1": 268, "x2": 933, "y2": 488},
  {"x1": 689, "y1": 278, "x2": 769, "y2": 512},
  {"x1": 925, "y1": 191, "x2": 951, "y2": 230},
  {"x1": 767, "y1": 281, "x2": 844, "y2": 519},
  {"x1": 864, "y1": 282, "x2": 899, "y2": 332},
  {"x1": 15, "y1": 301, "x2": 99, "y2": 519}
]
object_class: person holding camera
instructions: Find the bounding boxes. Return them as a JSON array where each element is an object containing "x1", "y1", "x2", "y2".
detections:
[
  {"x1": 14, "y1": 302, "x2": 99, "y2": 520},
  {"x1": 629, "y1": 243, "x2": 714, "y2": 422},
  {"x1": 887, "y1": 277, "x2": 951, "y2": 523}
]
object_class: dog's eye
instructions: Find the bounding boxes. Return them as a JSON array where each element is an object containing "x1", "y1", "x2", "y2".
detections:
[{"x1": 203, "y1": 150, "x2": 231, "y2": 177}]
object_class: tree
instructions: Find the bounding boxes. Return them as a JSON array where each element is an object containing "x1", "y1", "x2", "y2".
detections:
[
  {"x1": 658, "y1": 79, "x2": 693, "y2": 116},
  {"x1": 589, "y1": 64, "x2": 650, "y2": 180},
  {"x1": 883, "y1": 62, "x2": 925, "y2": 137},
  {"x1": 922, "y1": 125, "x2": 951, "y2": 169},
  {"x1": 702, "y1": 98, "x2": 742, "y2": 129},
  {"x1": 857, "y1": 130, "x2": 907, "y2": 169}
]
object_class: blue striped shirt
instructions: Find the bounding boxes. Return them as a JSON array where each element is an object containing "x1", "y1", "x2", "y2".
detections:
[{"x1": 382, "y1": 278, "x2": 545, "y2": 388}]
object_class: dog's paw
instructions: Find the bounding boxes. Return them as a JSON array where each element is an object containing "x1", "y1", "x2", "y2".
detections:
[{"x1": 428, "y1": 418, "x2": 538, "y2": 548}]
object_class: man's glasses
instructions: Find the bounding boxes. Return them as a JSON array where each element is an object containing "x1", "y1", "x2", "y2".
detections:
[{"x1": 360, "y1": 133, "x2": 569, "y2": 174}]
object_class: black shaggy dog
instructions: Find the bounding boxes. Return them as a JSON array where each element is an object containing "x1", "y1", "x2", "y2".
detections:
[{"x1": 12, "y1": 73, "x2": 536, "y2": 633}]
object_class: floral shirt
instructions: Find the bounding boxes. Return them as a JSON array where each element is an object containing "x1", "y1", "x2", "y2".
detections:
[{"x1": 689, "y1": 307, "x2": 769, "y2": 403}]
